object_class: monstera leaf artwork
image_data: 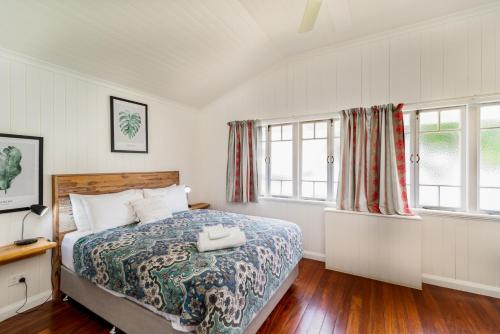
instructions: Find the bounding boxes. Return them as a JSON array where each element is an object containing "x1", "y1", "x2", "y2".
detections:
[
  {"x1": 0, "y1": 146, "x2": 22, "y2": 194},
  {"x1": 119, "y1": 111, "x2": 142, "y2": 139}
]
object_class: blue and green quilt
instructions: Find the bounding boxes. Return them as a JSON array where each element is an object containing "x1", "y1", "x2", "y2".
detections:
[{"x1": 73, "y1": 209, "x2": 303, "y2": 333}]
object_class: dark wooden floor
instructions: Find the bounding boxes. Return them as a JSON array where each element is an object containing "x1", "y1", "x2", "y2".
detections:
[{"x1": 1, "y1": 259, "x2": 499, "y2": 334}]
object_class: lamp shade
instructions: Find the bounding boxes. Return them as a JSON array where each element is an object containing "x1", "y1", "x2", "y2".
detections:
[{"x1": 30, "y1": 204, "x2": 48, "y2": 216}]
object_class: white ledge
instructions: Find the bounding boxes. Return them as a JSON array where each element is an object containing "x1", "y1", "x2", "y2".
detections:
[{"x1": 324, "y1": 208, "x2": 422, "y2": 220}]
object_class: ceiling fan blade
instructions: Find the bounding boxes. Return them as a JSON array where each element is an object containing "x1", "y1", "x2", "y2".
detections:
[{"x1": 298, "y1": 0, "x2": 323, "y2": 33}]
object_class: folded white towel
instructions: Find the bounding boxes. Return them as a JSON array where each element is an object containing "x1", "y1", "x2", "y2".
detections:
[
  {"x1": 197, "y1": 227, "x2": 246, "y2": 252},
  {"x1": 202, "y1": 224, "x2": 230, "y2": 240}
]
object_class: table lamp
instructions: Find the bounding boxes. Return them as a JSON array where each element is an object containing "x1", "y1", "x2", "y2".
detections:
[{"x1": 15, "y1": 204, "x2": 48, "y2": 246}]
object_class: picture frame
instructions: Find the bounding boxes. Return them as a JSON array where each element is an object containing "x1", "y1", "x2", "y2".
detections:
[
  {"x1": 110, "y1": 96, "x2": 148, "y2": 153},
  {"x1": 0, "y1": 133, "x2": 43, "y2": 214}
]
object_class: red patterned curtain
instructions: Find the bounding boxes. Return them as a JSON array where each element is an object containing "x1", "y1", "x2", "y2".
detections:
[
  {"x1": 226, "y1": 120, "x2": 259, "y2": 203},
  {"x1": 337, "y1": 104, "x2": 411, "y2": 215}
]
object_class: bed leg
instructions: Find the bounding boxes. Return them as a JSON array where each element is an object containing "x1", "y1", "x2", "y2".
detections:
[{"x1": 109, "y1": 326, "x2": 117, "y2": 334}]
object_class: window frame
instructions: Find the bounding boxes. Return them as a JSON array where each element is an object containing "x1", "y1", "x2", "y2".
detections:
[
  {"x1": 404, "y1": 106, "x2": 467, "y2": 211},
  {"x1": 477, "y1": 102, "x2": 500, "y2": 215}
]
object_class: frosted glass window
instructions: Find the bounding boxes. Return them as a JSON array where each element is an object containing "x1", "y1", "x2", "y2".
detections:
[
  {"x1": 302, "y1": 123, "x2": 314, "y2": 139},
  {"x1": 419, "y1": 132, "x2": 461, "y2": 186},
  {"x1": 440, "y1": 186, "x2": 461, "y2": 208},
  {"x1": 440, "y1": 109, "x2": 461, "y2": 130},
  {"x1": 419, "y1": 186, "x2": 438, "y2": 207},
  {"x1": 479, "y1": 105, "x2": 500, "y2": 211},
  {"x1": 258, "y1": 127, "x2": 267, "y2": 195},
  {"x1": 302, "y1": 139, "x2": 327, "y2": 181},
  {"x1": 314, "y1": 182, "x2": 327, "y2": 199},
  {"x1": 315, "y1": 122, "x2": 327, "y2": 138},
  {"x1": 302, "y1": 181, "x2": 314, "y2": 198},
  {"x1": 282, "y1": 125, "x2": 293, "y2": 140},
  {"x1": 270, "y1": 124, "x2": 293, "y2": 197},
  {"x1": 271, "y1": 141, "x2": 292, "y2": 180},
  {"x1": 480, "y1": 105, "x2": 500, "y2": 128},
  {"x1": 480, "y1": 188, "x2": 500, "y2": 211},
  {"x1": 419, "y1": 111, "x2": 438, "y2": 132},
  {"x1": 417, "y1": 108, "x2": 463, "y2": 208}
]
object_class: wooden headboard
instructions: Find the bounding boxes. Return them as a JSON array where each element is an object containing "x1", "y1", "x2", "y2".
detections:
[{"x1": 51, "y1": 171, "x2": 179, "y2": 297}]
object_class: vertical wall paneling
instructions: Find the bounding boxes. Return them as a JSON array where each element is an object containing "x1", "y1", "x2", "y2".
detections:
[
  {"x1": 390, "y1": 32, "x2": 421, "y2": 103},
  {"x1": 362, "y1": 39, "x2": 390, "y2": 106},
  {"x1": 421, "y1": 26, "x2": 444, "y2": 101},
  {"x1": 481, "y1": 12, "x2": 497, "y2": 94},
  {"x1": 0, "y1": 52, "x2": 197, "y2": 321},
  {"x1": 443, "y1": 20, "x2": 468, "y2": 98},
  {"x1": 0, "y1": 58, "x2": 10, "y2": 132},
  {"x1": 336, "y1": 47, "x2": 362, "y2": 110},
  {"x1": 468, "y1": 17, "x2": 482, "y2": 95}
]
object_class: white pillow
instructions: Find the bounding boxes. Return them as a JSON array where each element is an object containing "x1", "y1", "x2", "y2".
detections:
[
  {"x1": 131, "y1": 196, "x2": 173, "y2": 225},
  {"x1": 143, "y1": 184, "x2": 188, "y2": 213},
  {"x1": 80, "y1": 190, "x2": 143, "y2": 232},
  {"x1": 69, "y1": 194, "x2": 92, "y2": 231}
]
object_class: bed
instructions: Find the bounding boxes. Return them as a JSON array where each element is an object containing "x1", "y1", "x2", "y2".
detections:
[{"x1": 51, "y1": 171, "x2": 303, "y2": 334}]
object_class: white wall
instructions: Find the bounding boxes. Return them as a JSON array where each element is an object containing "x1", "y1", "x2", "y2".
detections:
[
  {"x1": 196, "y1": 6, "x2": 500, "y2": 294},
  {"x1": 0, "y1": 50, "x2": 198, "y2": 320}
]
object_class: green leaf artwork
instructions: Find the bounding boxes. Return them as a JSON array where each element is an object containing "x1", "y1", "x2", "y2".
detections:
[
  {"x1": 0, "y1": 146, "x2": 22, "y2": 194},
  {"x1": 119, "y1": 111, "x2": 142, "y2": 139}
]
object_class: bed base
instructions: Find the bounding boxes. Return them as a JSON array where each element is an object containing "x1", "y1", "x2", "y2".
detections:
[{"x1": 61, "y1": 264, "x2": 298, "y2": 334}]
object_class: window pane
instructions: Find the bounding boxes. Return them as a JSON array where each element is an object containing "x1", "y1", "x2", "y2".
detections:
[
  {"x1": 282, "y1": 125, "x2": 293, "y2": 140},
  {"x1": 314, "y1": 182, "x2": 327, "y2": 199},
  {"x1": 480, "y1": 129, "x2": 500, "y2": 188},
  {"x1": 440, "y1": 109, "x2": 460, "y2": 130},
  {"x1": 271, "y1": 126, "x2": 281, "y2": 141},
  {"x1": 260, "y1": 126, "x2": 267, "y2": 141},
  {"x1": 480, "y1": 105, "x2": 500, "y2": 128},
  {"x1": 333, "y1": 138, "x2": 340, "y2": 182},
  {"x1": 419, "y1": 132, "x2": 460, "y2": 186},
  {"x1": 302, "y1": 123, "x2": 314, "y2": 139},
  {"x1": 403, "y1": 113, "x2": 411, "y2": 134},
  {"x1": 480, "y1": 188, "x2": 500, "y2": 211},
  {"x1": 270, "y1": 181, "x2": 281, "y2": 196},
  {"x1": 271, "y1": 141, "x2": 292, "y2": 180},
  {"x1": 302, "y1": 181, "x2": 313, "y2": 198},
  {"x1": 420, "y1": 111, "x2": 438, "y2": 132},
  {"x1": 315, "y1": 121, "x2": 327, "y2": 138},
  {"x1": 419, "y1": 186, "x2": 438, "y2": 207},
  {"x1": 333, "y1": 182, "x2": 338, "y2": 199},
  {"x1": 302, "y1": 139, "x2": 327, "y2": 181},
  {"x1": 440, "y1": 186, "x2": 460, "y2": 208},
  {"x1": 259, "y1": 139, "x2": 267, "y2": 195},
  {"x1": 282, "y1": 181, "x2": 293, "y2": 196},
  {"x1": 333, "y1": 121, "x2": 341, "y2": 137}
]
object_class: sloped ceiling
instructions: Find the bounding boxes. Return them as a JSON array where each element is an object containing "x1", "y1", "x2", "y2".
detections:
[{"x1": 0, "y1": 0, "x2": 496, "y2": 108}]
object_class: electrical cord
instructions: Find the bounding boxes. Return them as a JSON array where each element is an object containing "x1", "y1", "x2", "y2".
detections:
[{"x1": 15, "y1": 269, "x2": 54, "y2": 314}]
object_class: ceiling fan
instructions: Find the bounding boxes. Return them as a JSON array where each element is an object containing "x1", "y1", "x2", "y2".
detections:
[
  {"x1": 298, "y1": 0, "x2": 323, "y2": 33},
  {"x1": 298, "y1": 0, "x2": 352, "y2": 33}
]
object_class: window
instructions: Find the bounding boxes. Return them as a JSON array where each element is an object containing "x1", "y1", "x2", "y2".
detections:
[
  {"x1": 405, "y1": 107, "x2": 465, "y2": 210},
  {"x1": 260, "y1": 118, "x2": 340, "y2": 201},
  {"x1": 258, "y1": 98, "x2": 500, "y2": 215},
  {"x1": 269, "y1": 124, "x2": 293, "y2": 197},
  {"x1": 479, "y1": 104, "x2": 500, "y2": 213},
  {"x1": 301, "y1": 121, "x2": 328, "y2": 200}
]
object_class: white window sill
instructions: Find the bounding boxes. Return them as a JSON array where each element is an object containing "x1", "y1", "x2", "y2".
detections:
[
  {"x1": 259, "y1": 196, "x2": 337, "y2": 207},
  {"x1": 258, "y1": 197, "x2": 500, "y2": 222}
]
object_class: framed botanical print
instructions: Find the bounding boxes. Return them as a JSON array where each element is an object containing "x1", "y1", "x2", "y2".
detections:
[
  {"x1": 110, "y1": 96, "x2": 148, "y2": 153},
  {"x1": 0, "y1": 133, "x2": 43, "y2": 214}
]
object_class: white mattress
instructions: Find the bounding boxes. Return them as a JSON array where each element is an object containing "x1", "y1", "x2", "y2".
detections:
[{"x1": 61, "y1": 230, "x2": 92, "y2": 272}]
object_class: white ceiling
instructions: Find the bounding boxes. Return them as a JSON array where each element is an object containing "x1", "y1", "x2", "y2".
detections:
[{"x1": 0, "y1": 0, "x2": 496, "y2": 107}]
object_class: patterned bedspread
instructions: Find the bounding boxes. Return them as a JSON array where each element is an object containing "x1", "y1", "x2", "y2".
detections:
[{"x1": 73, "y1": 209, "x2": 303, "y2": 333}]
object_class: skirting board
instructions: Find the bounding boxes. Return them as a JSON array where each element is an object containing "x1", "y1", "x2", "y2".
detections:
[
  {"x1": 303, "y1": 250, "x2": 325, "y2": 262},
  {"x1": 422, "y1": 274, "x2": 500, "y2": 299},
  {"x1": 0, "y1": 290, "x2": 52, "y2": 322}
]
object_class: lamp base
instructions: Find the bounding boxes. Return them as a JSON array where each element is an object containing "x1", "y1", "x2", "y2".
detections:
[{"x1": 14, "y1": 238, "x2": 38, "y2": 246}]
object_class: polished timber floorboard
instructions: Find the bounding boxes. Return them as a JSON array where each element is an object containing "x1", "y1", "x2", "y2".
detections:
[{"x1": 1, "y1": 259, "x2": 499, "y2": 334}]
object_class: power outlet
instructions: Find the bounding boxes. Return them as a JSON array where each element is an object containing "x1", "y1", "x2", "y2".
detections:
[{"x1": 8, "y1": 274, "x2": 26, "y2": 287}]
